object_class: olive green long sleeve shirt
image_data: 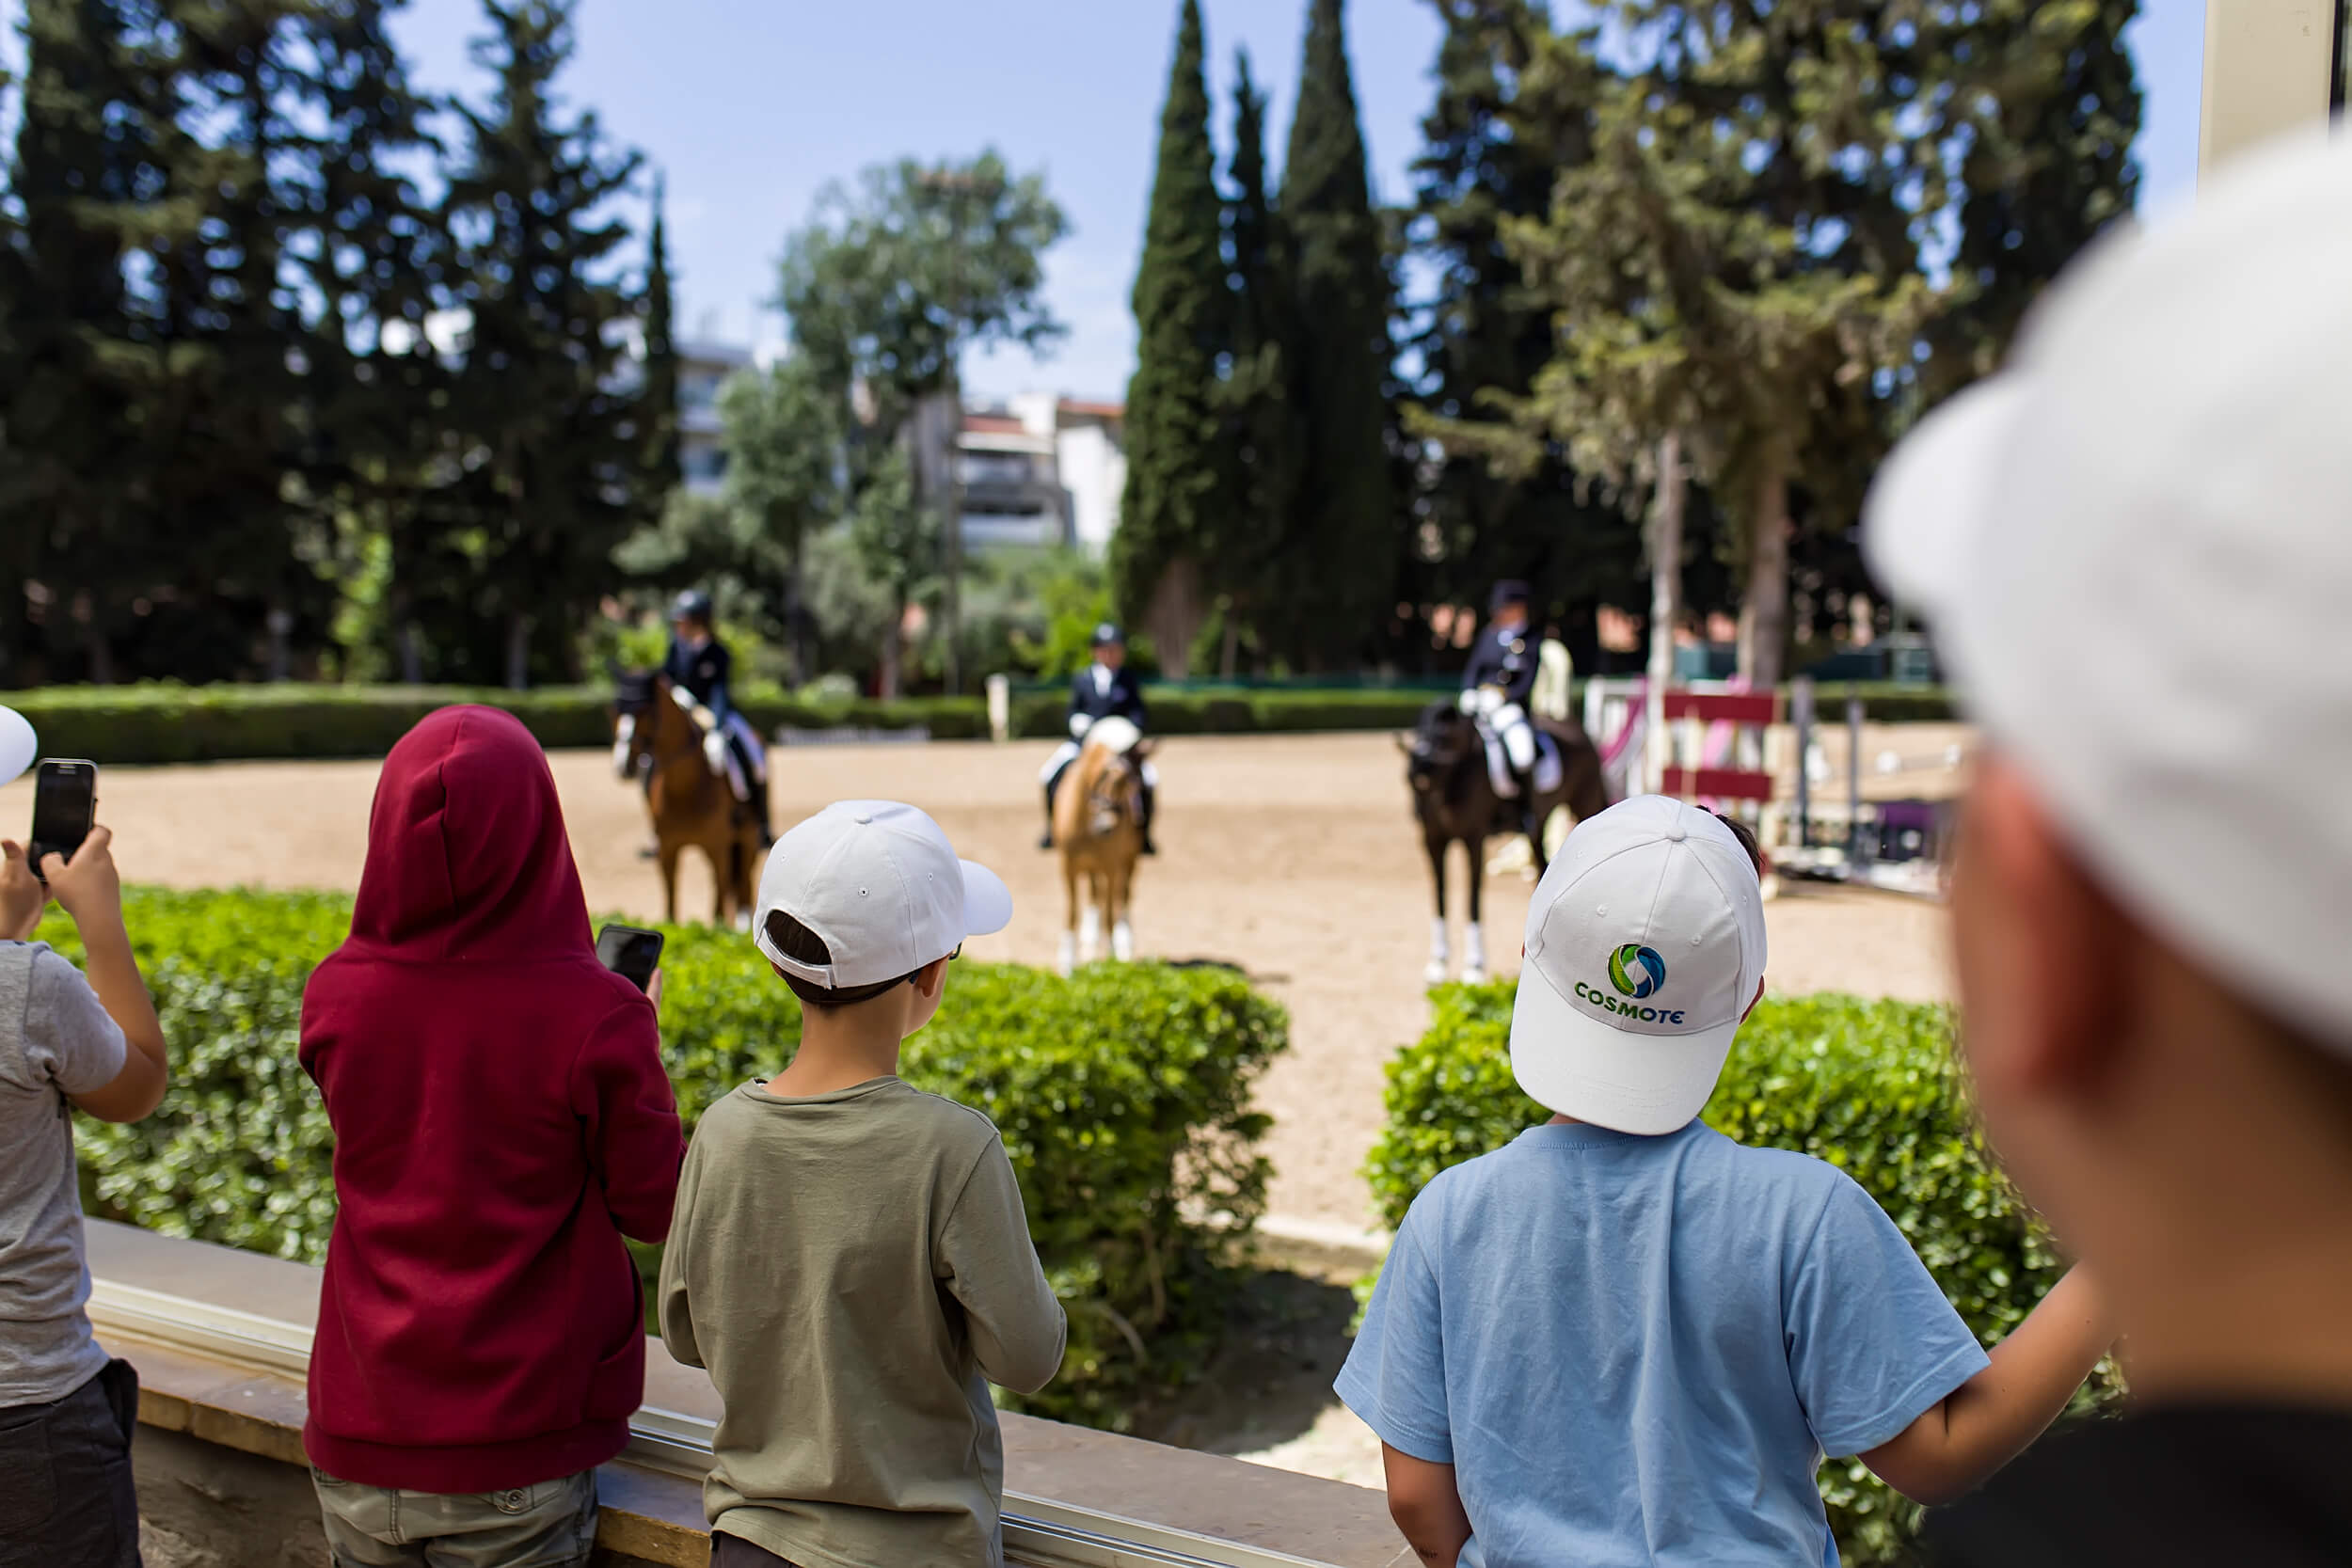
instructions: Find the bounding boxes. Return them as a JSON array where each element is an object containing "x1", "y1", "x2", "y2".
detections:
[{"x1": 659, "y1": 1076, "x2": 1065, "y2": 1568}]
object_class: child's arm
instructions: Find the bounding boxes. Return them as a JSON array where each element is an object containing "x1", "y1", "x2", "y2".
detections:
[
  {"x1": 940, "y1": 1141, "x2": 1065, "y2": 1394},
  {"x1": 656, "y1": 1146, "x2": 705, "y2": 1370},
  {"x1": 39, "y1": 831, "x2": 168, "y2": 1124},
  {"x1": 1382, "y1": 1447, "x2": 1471, "y2": 1568},
  {"x1": 1859, "y1": 1267, "x2": 2114, "y2": 1505},
  {"x1": 574, "y1": 999, "x2": 687, "y2": 1243}
]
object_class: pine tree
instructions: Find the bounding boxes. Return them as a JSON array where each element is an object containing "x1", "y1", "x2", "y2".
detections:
[
  {"x1": 444, "y1": 0, "x2": 644, "y2": 688},
  {"x1": 1405, "y1": 0, "x2": 1634, "y2": 668},
  {"x1": 1209, "y1": 45, "x2": 1297, "y2": 675},
  {"x1": 0, "y1": 0, "x2": 154, "y2": 683},
  {"x1": 1930, "y1": 0, "x2": 2141, "y2": 399},
  {"x1": 1278, "y1": 0, "x2": 1396, "y2": 669},
  {"x1": 286, "y1": 0, "x2": 451, "y2": 683},
  {"x1": 1110, "y1": 0, "x2": 1230, "y2": 675}
]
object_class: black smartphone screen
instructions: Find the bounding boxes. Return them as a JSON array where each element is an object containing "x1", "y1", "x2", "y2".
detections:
[
  {"x1": 595, "y1": 923, "x2": 664, "y2": 991},
  {"x1": 28, "y1": 760, "x2": 96, "y2": 880}
]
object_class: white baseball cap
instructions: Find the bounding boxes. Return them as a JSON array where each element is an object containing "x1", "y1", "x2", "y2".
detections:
[
  {"x1": 753, "y1": 800, "x2": 1012, "y2": 989},
  {"x1": 1864, "y1": 131, "x2": 2352, "y2": 1051},
  {"x1": 0, "y1": 706, "x2": 34, "y2": 789},
  {"x1": 1511, "y1": 796, "x2": 1768, "y2": 1134}
]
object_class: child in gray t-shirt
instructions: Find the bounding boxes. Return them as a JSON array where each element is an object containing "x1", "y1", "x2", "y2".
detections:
[{"x1": 1, "y1": 822, "x2": 170, "y2": 1568}]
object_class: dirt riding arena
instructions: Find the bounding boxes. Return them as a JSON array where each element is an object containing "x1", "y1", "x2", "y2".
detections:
[{"x1": 0, "y1": 728, "x2": 1962, "y2": 1235}]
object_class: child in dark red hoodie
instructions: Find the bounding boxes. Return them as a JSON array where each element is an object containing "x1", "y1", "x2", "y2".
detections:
[{"x1": 299, "y1": 706, "x2": 685, "y2": 1568}]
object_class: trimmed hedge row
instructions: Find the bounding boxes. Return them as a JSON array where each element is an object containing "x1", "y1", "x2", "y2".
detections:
[
  {"x1": 40, "y1": 887, "x2": 1288, "y2": 1430},
  {"x1": 1366, "y1": 985, "x2": 2119, "y2": 1565},
  {"x1": 6, "y1": 679, "x2": 1958, "y2": 765}
]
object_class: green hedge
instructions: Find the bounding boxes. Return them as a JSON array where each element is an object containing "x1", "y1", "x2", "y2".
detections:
[
  {"x1": 1366, "y1": 985, "x2": 2118, "y2": 1565},
  {"x1": 40, "y1": 887, "x2": 1287, "y2": 1430},
  {"x1": 3, "y1": 684, "x2": 986, "y2": 765},
  {"x1": 5, "y1": 679, "x2": 1962, "y2": 765}
]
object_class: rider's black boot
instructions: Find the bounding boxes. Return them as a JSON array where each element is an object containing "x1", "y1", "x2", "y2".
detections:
[
  {"x1": 755, "y1": 774, "x2": 774, "y2": 850},
  {"x1": 1137, "y1": 781, "x2": 1158, "y2": 856},
  {"x1": 1038, "y1": 783, "x2": 1057, "y2": 850}
]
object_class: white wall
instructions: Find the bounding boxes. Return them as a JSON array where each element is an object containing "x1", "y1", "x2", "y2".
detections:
[{"x1": 1058, "y1": 424, "x2": 1125, "y2": 558}]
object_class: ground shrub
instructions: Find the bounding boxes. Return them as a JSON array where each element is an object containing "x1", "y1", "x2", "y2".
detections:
[
  {"x1": 41, "y1": 887, "x2": 1287, "y2": 1430},
  {"x1": 1365, "y1": 984, "x2": 2119, "y2": 1565}
]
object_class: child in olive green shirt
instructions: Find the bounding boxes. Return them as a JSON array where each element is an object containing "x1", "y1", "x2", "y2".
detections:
[{"x1": 660, "y1": 802, "x2": 1063, "y2": 1568}]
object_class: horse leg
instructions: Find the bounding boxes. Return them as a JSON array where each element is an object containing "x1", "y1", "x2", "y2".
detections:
[
  {"x1": 1109, "y1": 856, "x2": 1135, "y2": 962},
  {"x1": 1423, "y1": 835, "x2": 1451, "y2": 986},
  {"x1": 659, "y1": 840, "x2": 680, "y2": 927},
  {"x1": 1058, "y1": 856, "x2": 1079, "y2": 976},
  {"x1": 1464, "y1": 836, "x2": 1488, "y2": 984},
  {"x1": 1079, "y1": 871, "x2": 1103, "y2": 963}
]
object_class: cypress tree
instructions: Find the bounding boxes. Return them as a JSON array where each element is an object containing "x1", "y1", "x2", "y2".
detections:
[
  {"x1": 1210, "y1": 46, "x2": 1297, "y2": 674},
  {"x1": 641, "y1": 173, "x2": 683, "y2": 503},
  {"x1": 1277, "y1": 0, "x2": 1395, "y2": 670},
  {"x1": 1110, "y1": 0, "x2": 1229, "y2": 674},
  {"x1": 445, "y1": 0, "x2": 644, "y2": 688}
]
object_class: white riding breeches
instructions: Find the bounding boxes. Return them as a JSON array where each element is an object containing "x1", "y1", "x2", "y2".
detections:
[
  {"x1": 1492, "y1": 704, "x2": 1538, "y2": 771},
  {"x1": 702, "y1": 711, "x2": 767, "y2": 802}
]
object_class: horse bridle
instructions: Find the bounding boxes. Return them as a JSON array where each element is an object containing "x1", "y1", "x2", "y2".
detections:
[{"x1": 616, "y1": 677, "x2": 701, "y2": 784}]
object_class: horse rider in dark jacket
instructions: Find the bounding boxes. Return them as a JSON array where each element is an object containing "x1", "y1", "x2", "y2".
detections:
[
  {"x1": 1039, "y1": 622, "x2": 1157, "y2": 855},
  {"x1": 662, "y1": 590, "x2": 773, "y2": 847},
  {"x1": 1461, "y1": 580, "x2": 1545, "y2": 834}
]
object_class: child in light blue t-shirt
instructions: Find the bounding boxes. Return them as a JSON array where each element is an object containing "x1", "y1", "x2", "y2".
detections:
[{"x1": 1337, "y1": 798, "x2": 2115, "y2": 1568}]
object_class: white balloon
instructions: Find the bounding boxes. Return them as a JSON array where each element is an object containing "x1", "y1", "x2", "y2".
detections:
[{"x1": 0, "y1": 706, "x2": 33, "y2": 790}]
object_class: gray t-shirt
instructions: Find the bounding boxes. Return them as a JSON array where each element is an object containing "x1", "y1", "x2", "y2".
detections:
[{"x1": 0, "y1": 941, "x2": 129, "y2": 1407}]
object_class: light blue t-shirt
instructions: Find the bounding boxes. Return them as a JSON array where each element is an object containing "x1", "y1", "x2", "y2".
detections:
[{"x1": 1336, "y1": 1120, "x2": 1989, "y2": 1568}]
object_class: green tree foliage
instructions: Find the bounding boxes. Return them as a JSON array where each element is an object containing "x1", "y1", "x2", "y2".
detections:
[
  {"x1": 1110, "y1": 0, "x2": 1232, "y2": 674},
  {"x1": 640, "y1": 175, "x2": 683, "y2": 498},
  {"x1": 1275, "y1": 0, "x2": 1398, "y2": 669},
  {"x1": 716, "y1": 356, "x2": 840, "y2": 685},
  {"x1": 774, "y1": 150, "x2": 1065, "y2": 693}
]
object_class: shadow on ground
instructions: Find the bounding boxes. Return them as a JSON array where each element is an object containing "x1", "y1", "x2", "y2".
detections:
[{"x1": 1125, "y1": 1241, "x2": 1369, "y2": 1457}]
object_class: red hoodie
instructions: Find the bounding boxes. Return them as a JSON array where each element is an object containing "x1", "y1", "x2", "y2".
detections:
[{"x1": 299, "y1": 705, "x2": 685, "y2": 1493}]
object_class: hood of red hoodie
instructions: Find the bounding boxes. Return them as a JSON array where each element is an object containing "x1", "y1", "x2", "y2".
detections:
[{"x1": 348, "y1": 705, "x2": 592, "y2": 963}]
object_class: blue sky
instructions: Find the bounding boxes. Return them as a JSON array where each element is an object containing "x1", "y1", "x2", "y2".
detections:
[{"x1": 1, "y1": 0, "x2": 2206, "y2": 401}]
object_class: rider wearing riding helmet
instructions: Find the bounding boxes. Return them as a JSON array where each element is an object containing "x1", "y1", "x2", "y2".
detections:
[
  {"x1": 1461, "y1": 580, "x2": 1544, "y2": 832},
  {"x1": 1039, "y1": 623, "x2": 1156, "y2": 855},
  {"x1": 663, "y1": 590, "x2": 773, "y2": 847}
]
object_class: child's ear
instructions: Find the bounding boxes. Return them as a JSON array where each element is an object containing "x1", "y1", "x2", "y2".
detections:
[{"x1": 914, "y1": 957, "x2": 949, "y2": 999}]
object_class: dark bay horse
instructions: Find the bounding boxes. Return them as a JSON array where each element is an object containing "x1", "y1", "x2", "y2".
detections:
[
  {"x1": 612, "y1": 670, "x2": 760, "y2": 927},
  {"x1": 1399, "y1": 700, "x2": 1610, "y2": 984}
]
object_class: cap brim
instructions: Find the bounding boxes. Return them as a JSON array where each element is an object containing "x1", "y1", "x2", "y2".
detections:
[
  {"x1": 0, "y1": 706, "x2": 34, "y2": 790},
  {"x1": 1862, "y1": 376, "x2": 2030, "y2": 627},
  {"x1": 1507, "y1": 963, "x2": 1737, "y2": 1135},
  {"x1": 959, "y1": 860, "x2": 1012, "y2": 940}
]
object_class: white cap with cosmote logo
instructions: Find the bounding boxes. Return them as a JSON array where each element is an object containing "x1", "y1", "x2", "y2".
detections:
[
  {"x1": 754, "y1": 800, "x2": 1012, "y2": 989},
  {"x1": 1509, "y1": 796, "x2": 1769, "y2": 1135}
]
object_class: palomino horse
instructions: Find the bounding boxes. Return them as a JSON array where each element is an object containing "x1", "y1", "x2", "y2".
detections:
[
  {"x1": 612, "y1": 671, "x2": 761, "y2": 927},
  {"x1": 1055, "y1": 718, "x2": 1152, "y2": 974},
  {"x1": 1399, "y1": 699, "x2": 1610, "y2": 984}
]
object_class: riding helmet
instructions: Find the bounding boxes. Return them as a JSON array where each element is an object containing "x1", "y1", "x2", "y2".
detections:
[
  {"x1": 1488, "y1": 579, "x2": 1532, "y2": 612},
  {"x1": 1091, "y1": 622, "x2": 1126, "y2": 647},
  {"x1": 672, "y1": 589, "x2": 714, "y2": 625}
]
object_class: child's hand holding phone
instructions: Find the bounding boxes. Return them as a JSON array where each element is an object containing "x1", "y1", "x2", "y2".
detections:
[{"x1": 0, "y1": 840, "x2": 43, "y2": 942}]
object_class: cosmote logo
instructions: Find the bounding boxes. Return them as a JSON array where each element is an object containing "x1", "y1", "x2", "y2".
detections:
[{"x1": 1573, "y1": 943, "x2": 1686, "y2": 1024}]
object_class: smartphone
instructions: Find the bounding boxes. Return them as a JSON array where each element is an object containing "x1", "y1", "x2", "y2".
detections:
[
  {"x1": 28, "y1": 759, "x2": 97, "y2": 883},
  {"x1": 595, "y1": 923, "x2": 664, "y2": 992}
]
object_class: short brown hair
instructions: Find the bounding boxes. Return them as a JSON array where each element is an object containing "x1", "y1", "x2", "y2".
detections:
[
  {"x1": 765, "y1": 911, "x2": 919, "y2": 1009},
  {"x1": 1712, "y1": 813, "x2": 1765, "y2": 879}
]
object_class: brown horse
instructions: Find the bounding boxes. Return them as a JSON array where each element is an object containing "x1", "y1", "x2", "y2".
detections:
[
  {"x1": 612, "y1": 671, "x2": 760, "y2": 927},
  {"x1": 1399, "y1": 700, "x2": 1611, "y2": 984},
  {"x1": 1054, "y1": 726, "x2": 1152, "y2": 974}
]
